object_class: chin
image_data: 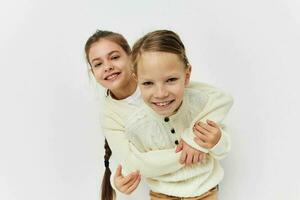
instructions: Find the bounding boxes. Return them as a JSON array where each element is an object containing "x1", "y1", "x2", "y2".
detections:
[
  {"x1": 109, "y1": 80, "x2": 124, "y2": 90},
  {"x1": 149, "y1": 104, "x2": 175, "y2": 116},
  {"x1": 155, "y1": 110, "x2": 173, "y2": 117}
]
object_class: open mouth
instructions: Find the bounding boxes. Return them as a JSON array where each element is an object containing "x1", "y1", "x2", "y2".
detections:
[
  {"x1": 152, "y1": 100, "x2": 175, "y2": 108},
  {"x1": 105, "y1": 72, "x2": 121, "y2": 81}
]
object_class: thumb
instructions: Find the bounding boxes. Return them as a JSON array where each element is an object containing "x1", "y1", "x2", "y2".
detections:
[
  {"x1": 115, "y1": 164, "x2": 123, "y2": 177},
  {"x1": 175, "y1": 140, "x2": 183, "y2": 153}
]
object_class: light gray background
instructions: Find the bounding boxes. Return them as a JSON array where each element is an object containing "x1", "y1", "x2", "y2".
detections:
[{"x1": 1, "y1": 0, "x2": 300, "y2": 199}]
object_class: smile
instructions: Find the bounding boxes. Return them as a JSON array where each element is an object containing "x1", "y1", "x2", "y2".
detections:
[
  {"x1": 105, "y1": 72, "x2": 120, "y2": 80},
  {"x1": 152, "y1": 100, "x2": 174, "y2": 107}
]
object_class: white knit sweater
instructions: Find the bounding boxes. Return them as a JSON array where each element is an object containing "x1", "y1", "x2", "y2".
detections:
[{"x1": 101, "y1": 81, "x2": 233, "y2": 197}]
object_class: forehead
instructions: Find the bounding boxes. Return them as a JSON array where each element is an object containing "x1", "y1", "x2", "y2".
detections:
[
  {"x1": 137, "y1": 51, "x2": 185, "y2": 76},
  {"x1": 88, "y1": 39, "x2": 124, "y2": 61}
]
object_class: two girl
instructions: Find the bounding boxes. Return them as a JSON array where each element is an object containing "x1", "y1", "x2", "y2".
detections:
[{"x1": 85, "y1": 30, "x2": 233, "y2": 200}]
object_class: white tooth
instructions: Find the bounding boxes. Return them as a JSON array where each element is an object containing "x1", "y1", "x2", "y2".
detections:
[
  {"x1": 107, "y1": 74, "x2": 117, "y2": 80},
  {"x1": 155, "y1": 101, "x2": 171, "y2": 106}
]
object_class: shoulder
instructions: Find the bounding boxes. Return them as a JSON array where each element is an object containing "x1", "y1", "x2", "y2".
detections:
[
  {"x1": 125, "y1": 104, "x2": 156, "y2": 130},
  {"x1": 184, "y1": 87, "x2": 209, "y2": 111},
  {"x1": 101, "y1": 95, "x2": 139, "y2": 127},
  {"x1": 187, "y1": 81, "x2": 234, "y2": 105}
]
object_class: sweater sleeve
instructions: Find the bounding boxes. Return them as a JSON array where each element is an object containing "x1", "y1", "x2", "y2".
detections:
[
  {"x1": 180, "y1": 82, "x2": 233, "y2": 158},
  {"x1": 209, "y1": 125, "x2": 231, "y2": 160},
  {"x1": 101, "y1": 109, "x2": 184, "y2": 178}
]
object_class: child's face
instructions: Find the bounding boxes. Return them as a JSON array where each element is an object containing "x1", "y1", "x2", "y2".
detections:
[
  {"x1": 137, "y1": 52, "x2": 191, "y2": 117},
  {"x1": 88, "y1": 39, "x2": 132, "y2": 92}
]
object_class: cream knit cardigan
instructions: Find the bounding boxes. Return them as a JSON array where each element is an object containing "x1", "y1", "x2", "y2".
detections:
[{"x1": 101, "y1": 81, "x2": 233, "y2": 197}]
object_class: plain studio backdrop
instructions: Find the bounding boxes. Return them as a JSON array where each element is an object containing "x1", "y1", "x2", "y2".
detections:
[{"x1": 1, "y1": 0, "x2": 300, "y2": 199}]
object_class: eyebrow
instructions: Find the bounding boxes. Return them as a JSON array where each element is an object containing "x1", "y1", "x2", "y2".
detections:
[{"x1": 91, "y1": 50, "x2": 120, "y2": 64}]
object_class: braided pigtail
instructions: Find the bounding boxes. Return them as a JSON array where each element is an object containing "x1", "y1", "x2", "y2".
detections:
[{"x1": 101, "y1": 139, "x2": 115, "y2": 200}]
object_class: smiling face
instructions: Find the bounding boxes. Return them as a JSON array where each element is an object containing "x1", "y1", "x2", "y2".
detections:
[
  {"x1": 88, "y1": 39, "x2": 133, "y2": 94},
  {"x1": 137, "y1": 51, "x2": 191, "y2": 117}
]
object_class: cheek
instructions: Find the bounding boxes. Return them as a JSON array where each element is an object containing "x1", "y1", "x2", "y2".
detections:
[
  {"x1": 92, "y1": 70, "x2": 107, "y2": 86},
  {"x1": 94, "y1": 70, "x2": 104, "y2": 80},
  {"x1": 140, "y1": 88, "x2": 151, "y2": 101},
  {"x1": 119, "y1": 64, "x2": 132, "y2": 78},
  {"x1": 141, "y1": 93, "x2": 150, "y2": 104},
  {"x1": 172, "y1": 83, "x2": 185, "y2": 93},
  {"x1": 172, "y1": 85, "x2": 185, "y2": 99},
  {"x1": 119, "y1": 59, "x2": 131, "y2": 70}
]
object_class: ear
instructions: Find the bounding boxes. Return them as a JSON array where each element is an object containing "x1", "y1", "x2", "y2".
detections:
[{"x1": 184, "y1": 64, "x2": 192, "y2": 86}]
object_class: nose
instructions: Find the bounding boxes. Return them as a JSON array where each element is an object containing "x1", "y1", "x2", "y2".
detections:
[
  {"x1": 154, "y1": 85, "x2": 168, "y2": 99},
  {"x1": 104, "y1": 62, "x2": 114, "y2": 72}
]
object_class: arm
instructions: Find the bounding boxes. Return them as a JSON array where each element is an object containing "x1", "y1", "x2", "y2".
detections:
[
  {"x1": 180, "y1": 82, "x2": 233, "y2": 157},
  {"x1": 101, "y1": 110, "x2": 184, "y2": 178},
  {"x1": 193, "y1": 121, "x2": 231, "y2": 160},
  {"x1": 175, "y1": 139, "x2": 207, "y2": 165},
  {"x1": 151, "y1": 123, "x2": 230, "y2": 183},
  {"x1": 209, "y1": 126, "x2": 231, "y2": 159}
]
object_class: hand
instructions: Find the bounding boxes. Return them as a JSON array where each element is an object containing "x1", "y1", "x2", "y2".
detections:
[
  {"x1": 193, "y1": 119, "x2": 221, "y2": 149},
  {"x1": 113, "y1": 165, "x2": 141, "y2": 195},
  {"x1": 175, "y1": 139, "x2": 207, "y2": 165}
]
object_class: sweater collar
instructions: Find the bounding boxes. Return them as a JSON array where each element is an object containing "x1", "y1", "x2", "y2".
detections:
[{"x1": 106, "y1": 87, "x2": 141, "y2": 106}]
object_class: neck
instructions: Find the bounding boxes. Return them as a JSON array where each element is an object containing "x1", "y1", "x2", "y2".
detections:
[{"x1": 110, "y1": 76, "x2": 137, "y2": 100}]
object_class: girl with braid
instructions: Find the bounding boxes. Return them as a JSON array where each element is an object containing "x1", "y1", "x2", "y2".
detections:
[
  {"x1": 84, "y1": 30, "x2": 233, "y2": 200},
  {"x1": 84, "y1": 30, "x2": 138, "y2": 199}
]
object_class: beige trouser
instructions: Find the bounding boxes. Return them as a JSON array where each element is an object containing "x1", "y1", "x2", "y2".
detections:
[{"x1": 149, "y1": 186, "x2": 218, "y2": 200}]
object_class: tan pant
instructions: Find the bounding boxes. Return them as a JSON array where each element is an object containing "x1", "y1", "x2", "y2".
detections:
[{"x1": 149, "y1": 186, "x2": 218, "y2": 200}]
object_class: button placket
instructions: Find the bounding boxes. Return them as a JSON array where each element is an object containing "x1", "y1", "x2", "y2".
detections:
[
  {"x1": 170, "y1": 127, "x2": 178, "y2": 144},
  {"x1": 164, "y1": 118, "x2": 179, "y2": 145}
]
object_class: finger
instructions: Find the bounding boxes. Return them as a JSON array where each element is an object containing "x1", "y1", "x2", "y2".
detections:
[
  {"x1": 175, "y1": 140, "x2": 183, "y2": 153},
  {"x1": 186, "y1": 153, "x2": 194, "y2": 165},
  {"x1": 199, "y1": 121, "x2": 215, "y2": 132},
  {"x1": 194, "y1": 137, "x2": 208, "y2": 148},
  {"x1": 207, "y1": 119, "x2": 219, "y2": 128},
  {"x1": 180, "y1": 150, "x2": 187, "y2": 164},
  {"x1": 194, "y1": 124, "x2": 210, "y2": 136},
  {"x1": 125, "y1": 174, "x2": 141, "y2": 194},
  {"x1": 197, "y1": 154, "x2": 202, "y2": 163},
  {"x1": 120, "y1": 172, "x2": 138, "y2": 185},
  {"x1": 203, "y1": 153, "x2": 207, "y2": 161},
  {"x1": 121, "y1": 173, "x2": 140, "y2": 192},
  {"x1": 192, "y1": 153, "x2": 199, "y2": 164},
  {"x1": 199, "y1": 153, "x2": 204, "y2": 163},
  {"x1": 115, "y1": 165, "x2": 123, "y2": 177},
  {"x1": 194, "y1": 127, "x2": 209, "y2": 143},
  {"x1": 126, "y1": 175, "x2": 141, "y2": 194}
]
